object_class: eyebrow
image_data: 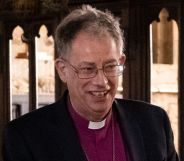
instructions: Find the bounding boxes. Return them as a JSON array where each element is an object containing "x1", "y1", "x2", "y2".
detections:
[
  {"x1": 78, "y1": 62, "x2": 96, "y2": 67},
  {"x1": 103, "y1": 59, "x2": 118, "y2": 64},
  {"x1": 77, "y1": 59, "x2": 118, "y2": 67}
]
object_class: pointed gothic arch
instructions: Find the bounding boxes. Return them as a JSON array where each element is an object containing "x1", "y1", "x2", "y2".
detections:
[{"x1": 150, "y1": 7, "x2": 179, "y2": 151}]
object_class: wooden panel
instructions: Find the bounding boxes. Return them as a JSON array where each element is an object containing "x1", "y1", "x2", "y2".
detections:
[{"x1": 178, "y1": 3, "x2": 184, "y2": 160}]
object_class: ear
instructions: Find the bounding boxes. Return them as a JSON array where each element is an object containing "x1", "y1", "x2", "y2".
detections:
[
  {"x1": 119, "y1": 54, "x2": 126, "y2": 65},
  {"x1": 55, "y1": 58, "x2": 67, "y2": 83}
]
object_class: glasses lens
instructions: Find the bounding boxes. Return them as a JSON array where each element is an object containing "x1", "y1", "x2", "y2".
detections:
[
  {"x1": 76, "y1": 64, "x2": 124, "y2": 79},
  {"x1": 78, "y1": 67, "x2": 97, "y2": 79},
  {"x1": 104, "y1": 65, "x2": 124, "y2": 77}
]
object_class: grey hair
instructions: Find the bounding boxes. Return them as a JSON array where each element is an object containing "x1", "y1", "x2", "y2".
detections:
[{"x1": 55, "y1": 5, "x2": 124, "y2": 57}]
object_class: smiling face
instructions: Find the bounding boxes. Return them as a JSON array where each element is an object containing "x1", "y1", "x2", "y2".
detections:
[{"x1": 56, "y1": 32, "x2": 125, "y2": 121}]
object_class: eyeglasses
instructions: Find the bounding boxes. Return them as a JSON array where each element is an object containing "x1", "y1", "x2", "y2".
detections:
[{"x1": 61, "y1": 58, "x2": 125, "y2": 79}]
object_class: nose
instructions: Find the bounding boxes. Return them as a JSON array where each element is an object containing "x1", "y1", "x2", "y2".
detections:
[{"x1": 92, "y1": 68, "x2": 109, "y2": 87}]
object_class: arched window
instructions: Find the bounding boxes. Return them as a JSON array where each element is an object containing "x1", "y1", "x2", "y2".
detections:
[
  {"x1": 10, "y1": 26, "x2": 29, "y2": 120},
  {"x1": 35, "y1": 25, "x2": 55, "y2": 108},
  {"x1": 151, "y1": 8, "x2": 177, "y2": 64},
  {"x1": 9, "y1": 24, "x2": 55, "y2": 119},
  {"x1": 150, "y1": 8, "x2": 179, "y2": 151}
]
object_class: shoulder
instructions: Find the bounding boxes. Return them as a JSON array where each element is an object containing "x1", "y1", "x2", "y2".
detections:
[
  {"x1": 115, "y1": 98, "x2": 164, "y2": 112},
  {"x1": 6, "y1": 98, "x2": 68, "y2": 131},
  {"x1": 114, "y1": 99, "x2": 173, "y2": 140},
  {"x1": 114, "y1": 98, "x2": 168, "y2": 122}
]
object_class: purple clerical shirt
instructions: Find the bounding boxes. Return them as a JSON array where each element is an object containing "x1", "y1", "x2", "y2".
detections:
[{"x1": 68, "y1": 100, "x2": 129, "y2": 161}]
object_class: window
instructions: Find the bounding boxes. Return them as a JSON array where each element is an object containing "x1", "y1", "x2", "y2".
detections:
[{"x1": 150, "y1": 8, "x2": 179, "y2": 151}]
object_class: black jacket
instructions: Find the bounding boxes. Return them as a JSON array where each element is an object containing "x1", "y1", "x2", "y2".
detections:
[{"x1": 2, "y1": 93, "x2": 179, "y2": 161}]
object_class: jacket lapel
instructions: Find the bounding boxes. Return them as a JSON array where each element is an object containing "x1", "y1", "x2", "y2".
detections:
[
  {"x1": 114, "y1": 100, "x2": 146, "y2": 161},
  {"x1": 50, "y1": 98, "x2": 87, "y2": 161}
]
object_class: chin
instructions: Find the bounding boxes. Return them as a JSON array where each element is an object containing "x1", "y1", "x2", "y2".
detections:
[{"x1": 92, "y1": 102, "x2": 112, "y2": 112}]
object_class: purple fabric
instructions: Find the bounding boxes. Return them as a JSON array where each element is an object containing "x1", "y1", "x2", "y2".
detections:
[{"x1": 68, "y1": 100, "x2": 129, "y2": 161}]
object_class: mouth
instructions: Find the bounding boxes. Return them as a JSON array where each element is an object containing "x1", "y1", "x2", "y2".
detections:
[{"x1": 90, "y1": 90, "x2": 109, "y2": 97}]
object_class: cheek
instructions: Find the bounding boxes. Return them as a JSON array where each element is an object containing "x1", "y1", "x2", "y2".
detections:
[
  {"x1": 116, "y1": 78, "x2": 120, "y2": 87},
  {"x1": 65, "y1": 70, "x2": 77, "y2": 84},
  {"x1": 67, "y1": 75, "x2": 89, "y2": 93},
  {"x1": 109, "y1": 77, "x2": 119, "y2": 87},
  {"x1": 109, "y1": 78, "x2": 119, "y2": 96},
  {"x1": 65, "y1": 72, "x2": 78, "y2": 90},
  {"x1": 66, "y1": 69, "x2": 74, "y2": 78}
]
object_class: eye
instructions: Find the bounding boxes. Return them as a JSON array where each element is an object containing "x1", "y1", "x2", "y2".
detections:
[
  {"x1": 104, "y1": 64, "x2": 117, "y2": 71},
  {"x1": 79, "y1": 67, "x2": 96, "y2": 74}
]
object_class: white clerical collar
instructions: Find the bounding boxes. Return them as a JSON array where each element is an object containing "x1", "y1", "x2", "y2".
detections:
[{"x1": 88, "y1": 119, "x2": 106, "y2": 129}]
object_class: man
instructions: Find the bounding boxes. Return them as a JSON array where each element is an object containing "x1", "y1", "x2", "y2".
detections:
[{"x1": 3, "y1": 5, "x2": 179, "y2": 161}]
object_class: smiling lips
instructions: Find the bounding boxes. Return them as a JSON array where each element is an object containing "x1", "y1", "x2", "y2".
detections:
[{"x1": 90, "y1": 90, "x2": 109, "y2": 97}]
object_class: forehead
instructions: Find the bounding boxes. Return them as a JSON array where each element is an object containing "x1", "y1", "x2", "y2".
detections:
[{"x1": 68, "y1": 32, "x2": 121, "y2": 63}]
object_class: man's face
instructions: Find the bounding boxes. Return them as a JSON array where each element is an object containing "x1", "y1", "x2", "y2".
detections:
[{"x1": 56, "y1": 32, "x2": 125, "y2": 121}]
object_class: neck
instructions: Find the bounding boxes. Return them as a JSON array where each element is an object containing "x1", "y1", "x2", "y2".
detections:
[
  {"x1": 69, "y1": 98, "x2": 112, "y2": 122},
  {"x1": 75, "y1": 108, "x2": 111, "y2": 122}
]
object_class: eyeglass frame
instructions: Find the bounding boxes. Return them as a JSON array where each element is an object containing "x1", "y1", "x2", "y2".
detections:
[{"x1": 60, "y1": 58, "x2": 125, "y2": 79}]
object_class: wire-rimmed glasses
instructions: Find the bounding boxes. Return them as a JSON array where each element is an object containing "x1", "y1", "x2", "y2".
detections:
[{"x1": 61, "y1": 58, "x2": 125, "y2": 79}]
